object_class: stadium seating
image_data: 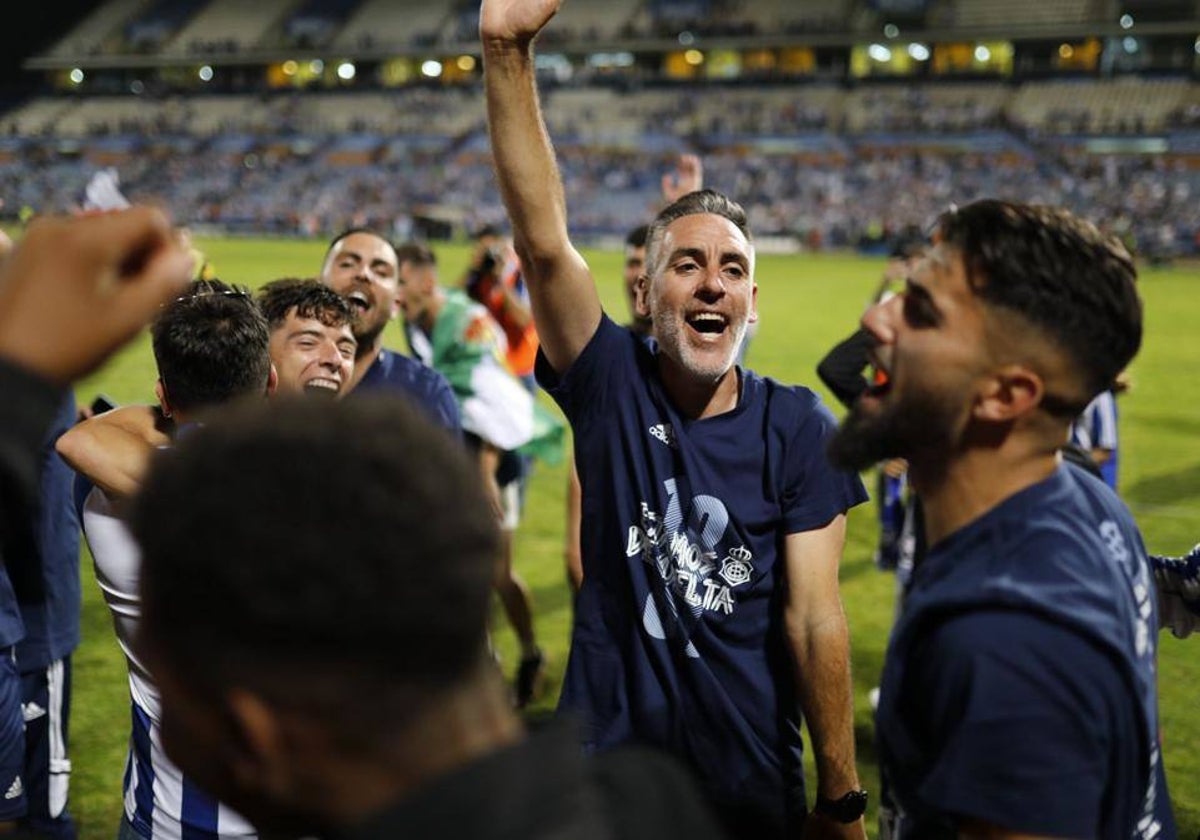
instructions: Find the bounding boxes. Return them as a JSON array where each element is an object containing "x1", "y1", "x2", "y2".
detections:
[{"x1": 161, "y1": 0, "x2": 297, "y2": 56}]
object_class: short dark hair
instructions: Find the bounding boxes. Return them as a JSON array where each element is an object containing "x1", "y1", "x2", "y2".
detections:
[
  {"x1": 131, "y1": 395, "x2": 499, "y2": 728},
  {"x1": 325, "y1": 227, "x2": 395, "y2": 260},
  {"x1": 472, "y1": 224, "x2": 502, "y2": 240},
  {"x1": 626, "y1": 224, "x2": 649, "y2": 249},
  {"x1": 937, "y1": 200, "x2": 1141, "y2": 409},
  {"x1": 644, "y1": 189, "x2": 751, "y2": 277},
  {"x1": 394, "y1": 242, "x2": 437, "y2": 268},
  {"x1": 256, "y1": 277, "x2": 357, "y2": 332},
  {"x1": 151, "y1": 279, "x2": 271, "y2": 413}
]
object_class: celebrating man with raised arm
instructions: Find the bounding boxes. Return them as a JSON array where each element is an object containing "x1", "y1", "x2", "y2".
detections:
[{"x1": 481, "y1": 3, "x2": 869, "y2": 837}]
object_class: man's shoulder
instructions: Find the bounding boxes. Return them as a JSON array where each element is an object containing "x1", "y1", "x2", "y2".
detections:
[
  {"x1": 742, "y1": 370, "x2": 837, "y2": 434},
  {"x1": 375, "y1": 349, "x2": 453, "y2": 391}
]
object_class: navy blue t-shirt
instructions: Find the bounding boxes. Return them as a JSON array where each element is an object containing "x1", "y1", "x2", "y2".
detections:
[
  {"x1": 14, "y1": 391, "x2": 82, "y2": 671},
  {"x1": 354, "y1": 348, "x2": 462, "y2": 436},
  {"x1": 877, "y1": 462, "x2": 1174, "y2": 839},
  {"x1": 537, "y1": 315, "x2": 867, "y2": 831}
]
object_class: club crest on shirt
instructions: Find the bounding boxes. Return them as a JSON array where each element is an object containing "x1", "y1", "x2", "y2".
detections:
[{"x1": 625, "y1": 485, "x2": 754, "y2": 626}]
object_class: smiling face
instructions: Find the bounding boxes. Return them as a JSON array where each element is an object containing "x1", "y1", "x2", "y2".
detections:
[
  {"x1": 269, "y1": 309, "x2": 357, "y2": 399},
  {"x1": 637, "y1": 213, "x2": 757, "y2": 384},
  {"x1": 320, "y1": 232, "x2": 399, "y2": 352},
  {"x1": 828, "y1": 243, "x2": 990, "y2": 473}
]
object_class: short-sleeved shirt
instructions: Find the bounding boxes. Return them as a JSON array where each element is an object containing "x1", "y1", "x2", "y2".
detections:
[
  {"x1": 877, "y1": 463, "x2": 1173, "y2": 839},
  {"x1": 537, "y1": 315, "x2": 867, "y2": 831},
  {"x1": 353, "y1": 348, "x2": 462, "y2": 436}
]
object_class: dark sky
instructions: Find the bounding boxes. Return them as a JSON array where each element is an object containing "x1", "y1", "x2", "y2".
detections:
[{"x1": 0, "y1": 1, "x2": 106, "y2": 88}]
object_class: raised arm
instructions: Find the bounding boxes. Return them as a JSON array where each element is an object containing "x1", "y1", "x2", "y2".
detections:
[
  {"x1": 56, "y1": 405, "x2": 169, "y2": 500},
  {"x1": 480, "y1": 0, "x2": 601, "y2": 373}
]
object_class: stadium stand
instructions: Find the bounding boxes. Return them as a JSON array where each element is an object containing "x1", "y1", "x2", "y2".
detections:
[
  {"x1": 332, "y1": 0, "x2": 449, "y2": 50},
  {"x1": 163, "y1": 0, "x2": 298, "y2": 56},
  {"x1": 42, "y1": 0, "x2": 150, "y2": 60},
  {"x1": 3, "y1": 0, "x2": 1198, "y2": 258}
]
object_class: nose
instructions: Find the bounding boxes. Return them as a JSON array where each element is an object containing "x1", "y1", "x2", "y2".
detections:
[
  {"x1": 317, "y1": 341, "x2": 342, "y2": 373},
  {"x1": 696, "y1": 265, "x2": 725, "y2": 300},
  {"x1": 861, "y1": 294, "x2": 898, "y2": 345}
]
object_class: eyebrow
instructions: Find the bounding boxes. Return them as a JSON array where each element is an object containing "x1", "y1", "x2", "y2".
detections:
[
  {"x1": 287, "y1": 328, "x2": 328, "y2": 341},
  {"x1": 666, "y1": 248, "x2": 750, "y2": 271}
]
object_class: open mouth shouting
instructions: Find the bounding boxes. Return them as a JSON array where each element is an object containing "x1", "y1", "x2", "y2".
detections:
[
  {"x1": 686, "y1": 310, "x2": 729, "y2": 338},
  {"x1": 345, "y1": 290, "x2": 371, "y2": 314}
]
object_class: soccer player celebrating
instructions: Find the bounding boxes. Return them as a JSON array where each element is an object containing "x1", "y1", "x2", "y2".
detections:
[{"x1": 482, "y1": 1, "x2": 870, "y2": 836}]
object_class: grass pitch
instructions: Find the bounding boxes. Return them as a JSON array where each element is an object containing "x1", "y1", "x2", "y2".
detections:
[{"x1": 67, "y1": 240, "x2": 1200, "y2": 836}]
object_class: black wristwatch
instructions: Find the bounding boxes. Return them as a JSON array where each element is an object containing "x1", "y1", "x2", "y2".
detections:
[{"x1": 813, "y1": 789, "x2": 868, "y2": 823}]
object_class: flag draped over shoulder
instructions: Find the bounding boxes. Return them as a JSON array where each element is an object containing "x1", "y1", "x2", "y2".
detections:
[{"x1": 418, "y1": 290, "x2": 564, "y2": 464}]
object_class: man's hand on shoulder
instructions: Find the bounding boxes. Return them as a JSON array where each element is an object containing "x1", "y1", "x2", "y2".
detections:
[{"x1": 480, "y1": 0, "x2": 561, "y2": 46}]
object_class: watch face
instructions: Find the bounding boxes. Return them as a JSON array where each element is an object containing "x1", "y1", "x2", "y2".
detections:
[{"x1": 817, "y1": 790, "x2": 868, "y2": 823}]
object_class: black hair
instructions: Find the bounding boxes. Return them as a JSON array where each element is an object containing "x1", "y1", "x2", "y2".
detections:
[
  {"x1": 626, "y1": 224, "x2": 649, "y2": 249},
  {"x1": 472, "y1": 224, "x2": 502, "y2": 240},
  {"x1": 150, "y1": 279, "x2": 271, "y2": 413},
  {"x1": 257, "y1": 277, "x2": 357, "y2": 331},
  {"x1": 394, "y1": 241, "x2": 437, "y2": 268},
  {"x1": 131, "y1": 395, "x2": 499, "y2": 726},
  {"x1": 325, "y1": 227, "x2": 395, "y2": 260},
  {"x1": 644, "y1": 189, "x2": 751, "y2": 277},
  {"x1": 937, "y1": 200, "x2": 1141, "y2": 412}
]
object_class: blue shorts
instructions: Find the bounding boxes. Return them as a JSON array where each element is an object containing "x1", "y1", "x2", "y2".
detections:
[{"x1": 0, "y1": 648, "x2": 27, "y2": 822}]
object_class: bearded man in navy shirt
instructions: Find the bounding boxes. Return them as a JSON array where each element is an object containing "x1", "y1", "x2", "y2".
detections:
[
  {"x1": 829, "y1": 200, "x2": 1176, "y2": 839},
  {"x1": 482, "y1": 2, "x2": 870, "y2": 837}
]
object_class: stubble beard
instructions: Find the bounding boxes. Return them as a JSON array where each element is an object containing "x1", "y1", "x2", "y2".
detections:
[
  {"x1": 828, "y1": 385, "x2": 960, "y2": 474},
  {"x1": 652, "y1": 309, "x2": 748, "y2": 384}
]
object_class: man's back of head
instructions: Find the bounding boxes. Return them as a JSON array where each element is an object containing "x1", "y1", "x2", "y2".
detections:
[
  {"x1": 150, "y1": 279, "x2": 272, "y2": 415},
  {"x1": 128, "y1": 395, "x2": 500, "y2": 831},
  {"x1": 938, "y1": 199, "x2": 1141, "y2": 412}
]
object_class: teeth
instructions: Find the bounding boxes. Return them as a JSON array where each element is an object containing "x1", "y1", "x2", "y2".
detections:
[
  {"x1": 690, "y1": 313, "x2": 725, "y2": 323},
  {"x1": 305, "y1": 379, "x2": 339, "y2": 390}
]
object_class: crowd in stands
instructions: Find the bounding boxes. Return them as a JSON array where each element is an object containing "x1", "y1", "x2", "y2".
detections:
[{"x1": 1, "y1": 79, "x2": 1197, "y2": 255}]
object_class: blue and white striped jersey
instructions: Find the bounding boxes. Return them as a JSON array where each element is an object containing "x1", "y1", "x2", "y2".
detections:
[{"x1": 82, "y1": 487, "x2": 256, "y2": 840}]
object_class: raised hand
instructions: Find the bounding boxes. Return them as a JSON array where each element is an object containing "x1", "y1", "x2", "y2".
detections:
[
  {"x1": 479, "y1": 0, "x2": 562, "y2": 45},
  {"x1": 0, "y1": 208, "x2": 194, "y2": 384},
  {"x1": 661, "y1": 153, "x2": 704, "y2": 205}
]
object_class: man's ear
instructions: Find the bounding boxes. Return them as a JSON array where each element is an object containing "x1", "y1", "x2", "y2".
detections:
[
  {"x1": 747, "y1": 282, "x2": 759, "y2": 325},
  {"x1": 154, "y1": 379, "x2": 172, "y2": 418},
  {"x1": 266, "y1": 364, "x2": 278, "y2": 398},
  {"x1": 974, "y1": 365, "x2": 1043, "y2": 422},
  {"x1": 223, "y1": 688, "x2": 292, "y2": 802},
  {"x1": 634, "y1": 275, "x2": 651, "y2": 319}
]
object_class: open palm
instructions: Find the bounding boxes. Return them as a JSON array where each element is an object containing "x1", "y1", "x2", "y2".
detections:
[{"x1": 479, "y1": 0, "x2": 562, "y2": 42}]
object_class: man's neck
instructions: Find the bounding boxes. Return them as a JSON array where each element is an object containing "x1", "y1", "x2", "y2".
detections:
[
  {"x1": 656, "y1": 356, "x2": 741, "y2": 420},
  {"x1": 348, "y1": 340, "x2": 384, "y2": 392},
  {"x1": 299, "y1": 670, "x2": 524, "y2": 832},
  {"x1": 911, "y1": 444, "x2": 1060, "y2": 548}
]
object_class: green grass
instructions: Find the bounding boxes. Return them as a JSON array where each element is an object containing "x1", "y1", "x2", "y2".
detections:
[{"x1": 65, "y1": 240, "x2": 1200, "y2": 837}]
